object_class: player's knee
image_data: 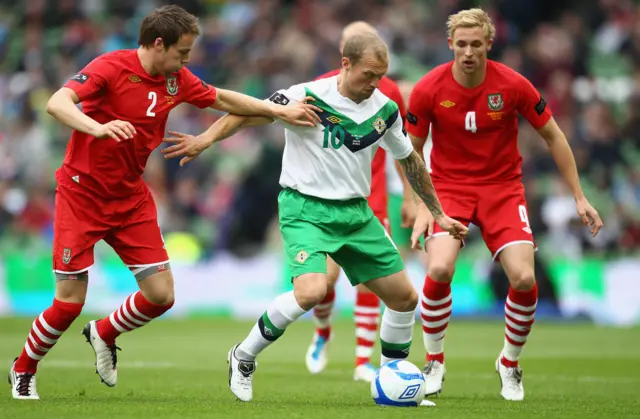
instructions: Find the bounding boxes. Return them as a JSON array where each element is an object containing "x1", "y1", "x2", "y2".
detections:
[
  {"x1": 293, "y1": 275, "x2": 327, "y2": 310},
  {"x1": 509, "y1": 270, "x2": 536, "y2": 291},
  {"x1": 386, "y1": 288, "x2": 419, "y2": 312},
  {"x1": 141, "y1": 286, "x2": 175, "y2": 306},
  {"x1": 428, "y1": 263, "x2": 455, "y2": 283}
]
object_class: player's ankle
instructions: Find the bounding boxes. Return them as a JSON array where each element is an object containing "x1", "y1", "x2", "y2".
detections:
[
  {"x1": 427, "y1": 352, "x2": 445, "y2": 364},
  {"x1": 316, "y1": 327, "x2": 331, "y2": 340},
  {"x1": 355, "y1": 357, "x2": 370, "y2": 367},
  {"x1": 95, "y1": 319, "x2": 117, "y2": 346},
  {"x1": 500, "y1": 356, "x2": 518, "y2": 368}
]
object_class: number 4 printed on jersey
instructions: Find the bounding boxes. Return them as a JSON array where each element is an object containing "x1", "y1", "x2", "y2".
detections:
[{"x1": 465, "y1": 111, "x2": 477, "y2": 133}]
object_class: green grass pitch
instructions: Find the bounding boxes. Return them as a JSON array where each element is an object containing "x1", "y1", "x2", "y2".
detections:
[{"x1": 1, "y1": 317, "x2": 639, "y2": 418}]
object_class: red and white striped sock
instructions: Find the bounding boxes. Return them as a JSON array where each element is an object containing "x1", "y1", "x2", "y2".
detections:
[
  {"x1": 354, "y1": 291, "x2": 380, "y2": 366},
  {"x1": 502, "y1": 283, "x2": 538, "y2": 367},
  {"x1": 313, "y1": 289, "x2": 335, "y2": 340},
  {"x1": 14, "y1": 299, "x2": 83, "y2": 373},
  {"x1": 421, "y1": 276, "x2": 452, "y2": 364},
  {"x1": 96, "y1": 291, "x2": 173, "y2": 345}
]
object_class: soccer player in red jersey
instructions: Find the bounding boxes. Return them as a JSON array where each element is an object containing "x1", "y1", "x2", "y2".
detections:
[
  {"x1": 304, "y1": 21, "x2": 410, "y2": 383},
  {"x1": 406, "y1": 9, "x2": 603, "y2": 401},
  {"x1": 8, "y1": 5, "x2": 319, "y2": 400}
]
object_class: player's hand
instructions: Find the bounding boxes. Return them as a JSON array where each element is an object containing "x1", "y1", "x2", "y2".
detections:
[
  {"x1": 275, "y1": 97, "x2": 322, "y2": 127},
  {"x1": 410, "y1": 204, "x2": 434, "y2": 250},
  {"x1": 575, "y1": 197, "x2": 603, "y2": 237},
  {"x1": 400, "y1": 196, "x2": 417, "y2": 228},
  {"x1": 434, "y1": 215, "x2": 468, "y2": 241},
  {"x1": 162, "y1": 131, "x2": 211, "y2": 167},
  {"x1": 95, "y1": 120, "x2": 136, "y2": 142}
]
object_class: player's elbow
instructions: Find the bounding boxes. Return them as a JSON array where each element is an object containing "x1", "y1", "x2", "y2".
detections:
[
  {"x1": 45, "y1": 94, "x2": 60, "y2": 116},
  {"x1": 46, "y1": 89, "x2": 74, "y2": 117}
]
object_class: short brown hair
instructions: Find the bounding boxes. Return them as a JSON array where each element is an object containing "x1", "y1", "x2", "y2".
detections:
[
  {"x1": 342, "y1": 32, "x2": 388, "y2": 65},
  {"x1": 138, "y1": 5, "x2": 200, "y2": 49}
]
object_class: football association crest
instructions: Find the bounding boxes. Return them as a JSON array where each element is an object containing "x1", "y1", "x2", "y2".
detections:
[
  {"x1": 62, "y1": 248, "x2": 72, "y2": 264},
  {"x1": 296, "y1": 250, "x2": 308, "y2": 263},
  {"x1": 488, "y1": 93, "x2": 503, "y2": 111},
  {"x1": 373, "y1": 116, "x2": 387, "y2": 134},
  {"x1": 166, "y1": 76, "x2": 178, "y2": 95}
]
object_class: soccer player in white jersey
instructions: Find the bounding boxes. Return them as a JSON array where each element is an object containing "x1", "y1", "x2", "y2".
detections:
[{"x1": 162, "y1": 32, "x2": 468, "y2": 402}]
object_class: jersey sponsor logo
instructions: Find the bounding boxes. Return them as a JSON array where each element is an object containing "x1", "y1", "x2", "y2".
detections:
[
  {"x1": 406, "y1": 111, "x2": 418, "y2": 125},
  {"x1": 372, "y1": 115, "x2": 387, "y2": 134},
  {"x1": 295, "y1": 250, "x2": 308, "y2": 263},
  {"x1": 488, "y1": 93, "x2": 503, "y2": 111},
  {"x1": 535, "y1": 96, "x2": 547, "y2": 115},
  {"x1": 487, "y1": 112, "x2": 504, "y2": 121},
  {"x1": 71, "y1": 73, "x2": 89, "y2": 84},
  {"x1": 326, "y1": 115, "x2": 342, "y2": 124},
  {"x1": 62, "y1": 248, "x2": 72, "y2": 264},
  {"x1": 128, "y1": 75, "x2": 142, "y2": 83},
  {"x1": 268, "y1": 92, "x2": 290, "y2": 105},
  {"x1": 166, "y1": 76, "x2": 178, "y2": 95},
  {"x1": 440, "y1": 100, "x2": 456, "y2": 108}
]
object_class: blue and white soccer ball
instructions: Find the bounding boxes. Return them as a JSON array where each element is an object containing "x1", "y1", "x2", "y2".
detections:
[{"x1": 371, "y1": 360, "x2": 426, "y2": 407}]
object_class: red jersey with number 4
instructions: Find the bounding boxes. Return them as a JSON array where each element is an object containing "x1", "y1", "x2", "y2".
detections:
[
  {"x1": 61, "y1": 49, "x2": 217, "y2": 198},
  {"x1": 315, "y1": 69, "x2": 406, "y2": 219},
  {"x1": 406, "y1": 60, "x2": 552, "y2": 184}
]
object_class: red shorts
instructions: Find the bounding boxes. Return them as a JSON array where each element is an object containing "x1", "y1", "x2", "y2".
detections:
[
  {"x1": 367, "y1": 191, "x2": 389, "y2": 231},
  {"x1": 367, "y1": 149, "x2": 389, "y2": 231},
  {"x1": 429, "y1": 180, "x2": 535, "y2": 260},
  {"x1": 52, "y1": 172, "x2": 169, "y2": 273}
]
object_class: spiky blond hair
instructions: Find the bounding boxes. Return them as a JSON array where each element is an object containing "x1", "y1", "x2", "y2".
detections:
[{"x1": 447, "y1": 8, "x2": 495, "y2": 41}]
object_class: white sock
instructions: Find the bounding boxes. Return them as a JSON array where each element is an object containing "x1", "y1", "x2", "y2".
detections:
[
  {"x1": 237, "y1": 291, "x2": 306, "y2": 361},
  {"x1": 379, "y1": 307, "x2": 415, "y2": 366}
]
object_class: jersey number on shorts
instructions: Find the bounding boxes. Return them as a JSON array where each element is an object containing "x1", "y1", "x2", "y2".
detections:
[
  {"x1": 322, "y1": 125, "x2": 345, "y2": 150},
  {"x1": 465, "y1": 111, "x2": 477, "y2": 133},
  {"x1": 519, "y1": 204, "x2": 532, "y2": 234},
  {"x1": 147, "y1": 91, "x2": 157, "y2": 117}
]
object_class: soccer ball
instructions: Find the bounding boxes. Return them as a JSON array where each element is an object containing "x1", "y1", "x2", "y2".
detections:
[{"x1": 371, "y1": 360, "x2": 426, "y2": 407}]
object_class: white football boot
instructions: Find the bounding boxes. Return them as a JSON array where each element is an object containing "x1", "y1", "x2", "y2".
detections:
[
  {"x1": 422, "y1": 360, "x2": 446, "y2": 396},
  {"x1": 82, "y1": 320, "x2": 119, "y2": 387},
  {"x1": 495, "y1": 354, "x2": 524, "y2": 401},
  {"x1": 228, "y1": 344, "x2": 256, "y2": 402},
  {"x1": 305, "y1": 332, "x2": 329, "y2": 374},
  {"x1": 353, "y1": 363, "x2": 377, "y2": 382},
  {"x1": 8, "y1": 359, "x2": 39, "y2": 400}
]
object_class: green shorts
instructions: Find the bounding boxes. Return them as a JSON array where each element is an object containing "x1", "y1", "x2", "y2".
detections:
[
  {"x1": 279, "y1": 188, "x2": 405, "y2": 286},
  {"x1": 388, "y1": 193, "x2": 412, "y2": 249}
]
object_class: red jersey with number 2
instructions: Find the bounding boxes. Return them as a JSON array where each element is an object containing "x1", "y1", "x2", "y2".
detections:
[
  {"x1": 315, "y1": 69, "x2": 406, "y2": 224},
  {"x1": 406, "y1": 60, "x2": 552, "y2": 183},
  {"x1": 61, "y1": 49, "x2": 217, "y2": 199}
]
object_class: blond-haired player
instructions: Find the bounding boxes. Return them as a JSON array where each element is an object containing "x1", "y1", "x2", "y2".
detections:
[{"x1": 406, "y1": 8, "x2": 602, "y2": 401}]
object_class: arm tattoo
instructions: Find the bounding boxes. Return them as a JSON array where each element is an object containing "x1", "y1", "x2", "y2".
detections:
[{"x1": 399, "y1": 150, "x2": 444, "y2": 218}]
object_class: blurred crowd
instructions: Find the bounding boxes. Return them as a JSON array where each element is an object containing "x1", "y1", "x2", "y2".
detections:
[{"x1": 0, "y1": 0, "x2": 638, "y2": 260}]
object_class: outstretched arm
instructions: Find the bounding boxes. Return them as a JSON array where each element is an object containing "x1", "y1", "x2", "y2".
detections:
[
  {"x1": 162, "y1": 113, "x2": 272, "y2": 166},
  {"x1": 212, "y1": 89, "x2": 319, "y2": 127}
]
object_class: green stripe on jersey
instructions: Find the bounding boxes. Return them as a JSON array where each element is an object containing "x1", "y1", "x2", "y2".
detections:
[{"x1": 304, "y1": 87, "x2": 399, "y2": 138}]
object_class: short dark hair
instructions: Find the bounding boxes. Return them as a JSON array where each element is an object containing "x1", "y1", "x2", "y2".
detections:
[
  {"x1": 138, "y1": 5, "x2": 200, "y2": 49},
  {"x1": 342, "y1": 32, "x2": 388, "y2": 65}
]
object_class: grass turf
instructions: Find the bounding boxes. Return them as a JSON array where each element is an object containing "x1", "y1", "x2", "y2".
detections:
[{"x1": 1, "y1": 317, "x2": 639, "y2": 418}]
